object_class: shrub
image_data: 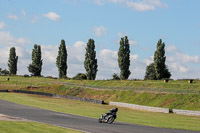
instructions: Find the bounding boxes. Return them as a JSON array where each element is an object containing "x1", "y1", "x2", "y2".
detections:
[
  {"x1": 1, "y1": 69, "x2": 9, "y2": 76},
  {"x1": 112, "y1": 73, "x2": 120, "y2": 80},
  {"x1": 73, "y1": 73, "x2": 87, "y2": 80},
  {"x1": 24, "y1": 74, "x2": 30, "y2": 77}
]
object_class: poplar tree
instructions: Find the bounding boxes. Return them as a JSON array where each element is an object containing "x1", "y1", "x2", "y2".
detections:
[
  {"x1": 84, "y1": 39, "x2": 98, "y2": 80},
  {"x1": 28, "y1": 44, "x2": 43, "y2": 76},
  {"x1": 8, "y1": 47, "x2": 18, "y2": 75},
  {"x1": 56, "y1": 39, "x2": 68, "y2": 78},
  {"x1": 118, "y1": 36, "x2": 131, "y2": 80},
  {"x1": 154, "y1": 39, "x2": 171, "y2": 80}
]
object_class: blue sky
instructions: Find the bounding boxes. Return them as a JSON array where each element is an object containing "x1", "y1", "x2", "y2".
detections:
[{"x1": 0, "y1": 0, "x2": 200, "y2": 79}]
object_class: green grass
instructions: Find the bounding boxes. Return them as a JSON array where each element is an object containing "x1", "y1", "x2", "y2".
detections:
[
  {"x1": 1, "y1": 76, "x2": 200, "y2": 90},
  {"x1": 79, "y1": 89, "x2": 200, "y2": 111},
  {"x1": 1, "y1": 76, "x2": 200, "y2": 110},
  {"x1": 0, "y1": 93, "x2": 200, "y2": 131},
  {"x1": 0, "y1": 121, "x2": 82, "y2": 133}
]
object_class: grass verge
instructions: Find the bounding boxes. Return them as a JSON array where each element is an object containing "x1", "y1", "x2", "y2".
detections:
[
  {"x1": 0, "y1": 93, "x2": 200, "y2": 131},
  {"x1": 0, "y1": 121, "x2": 82, "y2": 133}
]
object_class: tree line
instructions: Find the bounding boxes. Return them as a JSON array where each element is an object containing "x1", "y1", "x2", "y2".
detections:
[{"x1": 1, "y1": 37, "x2": 171, "y2": 80}]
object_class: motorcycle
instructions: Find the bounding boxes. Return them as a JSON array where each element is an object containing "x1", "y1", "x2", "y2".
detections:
[{"x1": 98, "y1": 114, "x2": 116, "y2": 124}]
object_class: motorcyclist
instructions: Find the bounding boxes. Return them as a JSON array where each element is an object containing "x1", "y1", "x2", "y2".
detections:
[{"x1": 104, "y1": 108, "x2": 118, "y2": 119}]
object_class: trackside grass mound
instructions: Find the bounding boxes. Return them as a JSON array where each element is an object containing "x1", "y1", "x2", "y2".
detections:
[
  {"x1": 1, "y1": 76, "x2": 200, "y2": 90},
  {"x1": 17, "y1": 85, "x2": 200, "y2": 111},
  {"x1": 0, "y1": 93, "x2": 200, "y2": 131},
  {"x1": 0, "y1": 121, "x2": 82, "y2": 133}
]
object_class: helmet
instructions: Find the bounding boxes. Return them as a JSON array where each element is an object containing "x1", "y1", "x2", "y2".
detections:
[{"x1": 115, "y1": 108, "x2": 118, "y2": 111}]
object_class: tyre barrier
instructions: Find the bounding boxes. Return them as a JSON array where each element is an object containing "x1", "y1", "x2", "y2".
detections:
[
  {"x1": 13, "y1": 90, "x2": 54, "y2": 97},
  {"x1": 13, "y1": 90, "x2": 104, "y2": 104},
  {"x1": 0, "y1": 90, "x2": 8, "y2": 92},
  {"x1": 53, "y1": 95, "x2": 104, "y2": 104}
]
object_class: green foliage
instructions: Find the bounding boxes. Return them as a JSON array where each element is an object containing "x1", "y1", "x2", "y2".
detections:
[
  {"x1": 28, "y1": 44, "x2": 43, "y2": 76},
  {"x1": 118, "y1": 36, "x2": 131, "y2": 80},
  {"x1": 154, "y1": 39, "x2": 171, "y2": 80},
  {"x1": 144, "y1": 63, "x2": 157, "y2": 80},
  {"x1": 1, "y1": 69, "x2": 9, "y2": 75},
  {"x1": 112, "y1": 73, "x2": 120, "y2": 80},
  {"x1": 73, "y1": 73, "x2": 87, "y2": 80},
  {"x1": 23, "y1": 74, "x2": 30, "y2": 77},
  {"x1": 0, "y1": 121, "x2": 82, "y2": 133},
  {"x1": 8, "y1": 47, "x2": 18, "y2": 75},
  {"x1": 84, "y1": 39, "x2": 98, "y2": 80},
  {"x1": 56, "y1": 39, "x2": 68, "y2": 78}
]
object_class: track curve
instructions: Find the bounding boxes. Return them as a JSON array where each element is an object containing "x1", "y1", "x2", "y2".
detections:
[{"x1": 0, "y1": 99, "x2": 198, "y2": 133}]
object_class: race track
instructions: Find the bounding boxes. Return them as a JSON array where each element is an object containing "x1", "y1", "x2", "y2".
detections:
[{"x1": 0, "y1": 99, "x2": 198, "y2": 133}]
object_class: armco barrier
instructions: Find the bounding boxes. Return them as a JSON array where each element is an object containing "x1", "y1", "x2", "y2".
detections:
[
  {"x1": 0, "y1": 90, "x2": 8, "y2": 92},
  {"x1": 173, "y1": 109, "x2": 200, "y2": 116},
  {"x1": 13, "y1": 90, "x2": 54, "y2": 97},
  {"x1": 13, "y1": 90, "x2": 104, "y2": 104},
  {"x1": 109, "y1": 101, "x2": 169, "y2": 113},
  {"x1": 53, "y1": 95, "x2": 104, "y2": 104}
]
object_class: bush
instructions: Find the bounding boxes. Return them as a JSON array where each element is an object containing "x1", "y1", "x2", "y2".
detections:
[
  {"x1": 1, "y1": 69, "x2": 9, "y2": 76},
  {"x1": 73, "y1": 73, "x2": 87, "y2": 80},
  {"x1": 46, "y1": 76, "x2": 53, "y2": 79},
  {"x1": 24, "y1": 74, "x2": 30, "y2": 77},
  {"x1": 112, "y1": 73, "x2": 120, "y2": 80}
]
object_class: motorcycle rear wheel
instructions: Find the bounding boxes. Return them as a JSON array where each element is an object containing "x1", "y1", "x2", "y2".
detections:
[{"x1": 98, "y1": 118, "x2": 102, "y2": 123}]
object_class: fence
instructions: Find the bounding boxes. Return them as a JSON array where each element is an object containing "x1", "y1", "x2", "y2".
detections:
[
  {"x1": 109, "y1": 101, "x2": 169, "y2": 113},
  {"x1": 0, "y1": 90, "x2": 8, "y2": 92},
  {"x1": 13, "y1": 90, "x2": 104, "y2": 104}
]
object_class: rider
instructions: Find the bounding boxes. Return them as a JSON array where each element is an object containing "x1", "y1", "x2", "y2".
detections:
[{"x1": 105, "y1": 108, "x2": 118, "y2": 119}]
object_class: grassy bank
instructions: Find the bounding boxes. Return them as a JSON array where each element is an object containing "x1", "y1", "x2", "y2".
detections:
[
  {"x1": 1, "y1": 76, "x2": 200, "y2": 110},
  {"x1": 15, "y1": 85, "x2": 200, "y2": 111},
  {"x1": 1, "y1": 76, "x2": 200, "y2": 90},
  {"x1": 0, "y1": 93, "x2": 200, "y2": 131},
  {"x1": 0, "y1": 121, "x2": 82, "y2": 133}
]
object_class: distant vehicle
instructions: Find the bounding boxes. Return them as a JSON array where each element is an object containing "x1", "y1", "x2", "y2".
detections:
[{"x1": 98, "y1": 108, "x2": 118, "y2": 124}]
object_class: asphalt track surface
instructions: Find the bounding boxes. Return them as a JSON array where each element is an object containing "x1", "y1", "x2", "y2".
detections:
[{"x1": 0, "y1": 99, "x2": 199, "y2": 133}]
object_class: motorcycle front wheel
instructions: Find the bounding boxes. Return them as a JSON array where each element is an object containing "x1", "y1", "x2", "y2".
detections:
[{"x1": 107, "y1": 117, "x2": 115, "y2": 124}]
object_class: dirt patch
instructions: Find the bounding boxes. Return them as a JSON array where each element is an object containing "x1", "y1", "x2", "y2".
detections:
[
  {"x1": 0, "y1": 114, "x2": 29, "y2": 121},
  {"x1": 159, "y1": 98, "x2": 176, "y2": 107}
]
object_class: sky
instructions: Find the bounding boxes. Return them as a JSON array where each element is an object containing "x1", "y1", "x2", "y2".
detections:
[{"x1": 0, "y1": 0, "x2": 200, "y2": 79}]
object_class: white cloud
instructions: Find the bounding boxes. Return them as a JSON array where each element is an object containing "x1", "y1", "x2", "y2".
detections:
[
  {"x1": 144, "y1": 56, "x2": 153, "y2": 65},
  {"x1": 93, "y1": 0, "x2": 104, "y2": 5},
  {"x1": 117, "y1": 32, "x2": 137, "y2": 46},
  {"x1": 0, "y1": 22, "x2": 7, "y2": 29},
  {"x1": 43, "y1": 12, "x2": 60, "y2": 22},
  {"x1": 7, "y1": 14, "x2": 19, "y2": 20},
  {"x1": 31, "y1": 16, "x2": 39, "y2": 24},
  {"x1": 167, "y1": 45, "x2": 200, "y2": 64},
  {"x1": 166, "y1": 45, "x2": 177, "y2": 52},
  {"x1": 165, "y1": 45, "x2": 200, "y2": 79},
  {"x1": 92, "y1": 26, "x2": 107, "y2": 37},
  {"x1": 93, "y1": 0, "x2": 167, "y2": 11},
  {"x1": 0, "y1": 31, "x2": 31, "y2": 46},
  {"x1": 129, "y1": 40, "x2": 137, "y2": 45},
  {"x1": 21, "y1": 9, "x2": 26, "y2": 17}
]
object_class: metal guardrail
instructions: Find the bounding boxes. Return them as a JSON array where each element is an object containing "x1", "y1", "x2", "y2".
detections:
[{"x1": 13, "y1": 90, "x2": 104, "y2": 104}]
